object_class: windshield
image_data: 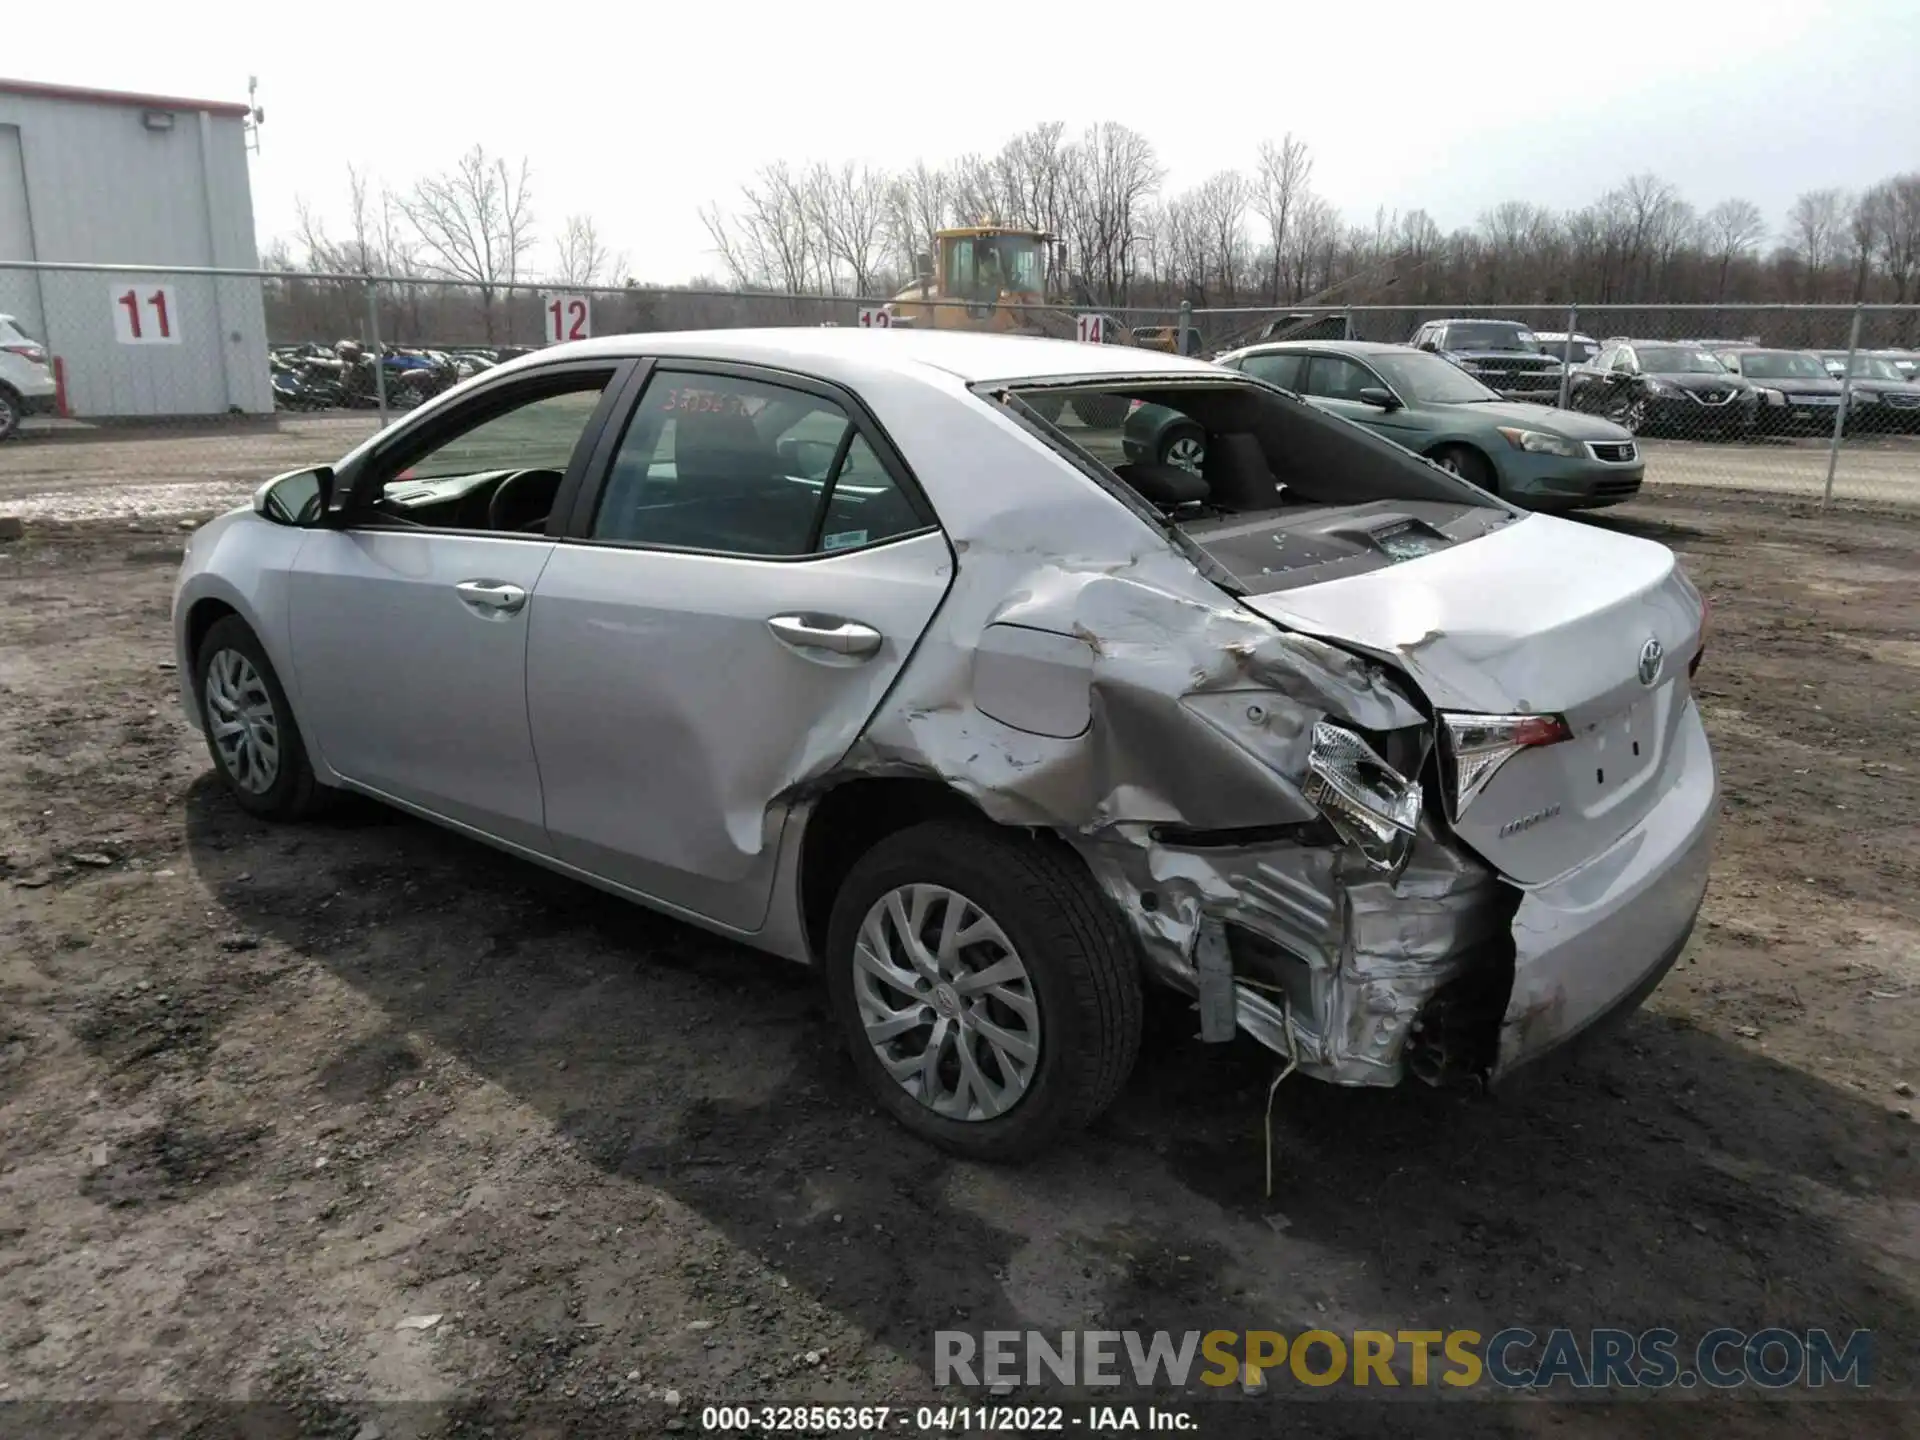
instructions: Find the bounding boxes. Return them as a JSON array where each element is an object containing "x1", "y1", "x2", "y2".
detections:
[
  {"x1": 1444, "y1": 322, "x2": 1537, "y2": 352},
  {"x1": 945, "y1": 234, "x2": 1046, "y2": 300},
  {"x1": 1372, "y1": 351, "x2": 1503, "y2": 404},
  {"x1": 1734, "y1": 351, "x2": 1830, "y2": 380},
  {"x1": 1537, "y1": 336, "x2": 1597, "y2": 362},
  {"x1": 1826, "y1": 354, "x2": 1903, "y2": 380},
  {"x1": 1637, "y1": 346, "x2": 1727, "y2": 375}
]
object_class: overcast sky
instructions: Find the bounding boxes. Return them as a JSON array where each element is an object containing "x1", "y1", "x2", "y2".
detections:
[{"x1": 14, "y1": 0, "x2": 1920, "y2": 281}]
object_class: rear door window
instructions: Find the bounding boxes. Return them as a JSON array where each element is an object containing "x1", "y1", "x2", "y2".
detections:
[
  {"x1": 592, "y1": 372, "x2": 927, "y2": 557},
  {"x1": 1241, "y1": 352, "x2": 1305, "y2": 390}
]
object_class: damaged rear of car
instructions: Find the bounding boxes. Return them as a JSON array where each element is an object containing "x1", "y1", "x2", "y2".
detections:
[
  {"x1": 176, "y1": 327, "x2": 1712, "y2": 1162},
  {"x1": 833, "y1": 359, "x2": 1714, "y2": 1128}
]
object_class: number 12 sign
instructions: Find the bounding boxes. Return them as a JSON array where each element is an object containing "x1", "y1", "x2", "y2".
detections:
[
  {"x1": 544, "y1": 295, "x2": 591, "y2": 345},
  {"x1": 113, "y1": 285, "x2": 182, "y2": 345}
]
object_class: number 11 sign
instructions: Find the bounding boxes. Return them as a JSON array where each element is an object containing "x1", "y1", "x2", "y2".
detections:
[
  {"x1": 544, "y1": 295, "x2": 591, "y2": 345},
  {"x1": 113, "y1": 284, "x2": 182, "y2": 345}
]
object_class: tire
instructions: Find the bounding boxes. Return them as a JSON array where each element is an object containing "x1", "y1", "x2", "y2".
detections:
[
  {"x1": 194, "y1": 615, "x2": 332, "y2": 821},
  {"x1": 1431, "y1": 443, "x2": 1498, "y2": 494},
  {"x1": 1072, "y1": 394, "x2": 1130, "y2": 430},
  {"x1": 1158, "y1": 423, "x2": 1206, "y2": 474},
  {"x1": 1607, "y1": 393, "x2": 1649, "y2": 435},
  {"x1": 0, "y1": 385, "x2": 19, "y2": 442},
  {"x1": 822, "y1": 820, "x2": 1144, "y2": 1161}
]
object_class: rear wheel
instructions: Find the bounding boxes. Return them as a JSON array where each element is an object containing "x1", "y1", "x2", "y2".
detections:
[
  {"x1": 195, "y1": 615, "x2": 332, "y2": 820},
  {"x1": 823, "y1": 820, "x2": 1143, "y2": 1160},
  {"x1": 1432, "y1": 443, "x2": 1498, "y2": 494},
  {"x1": 0, "y1": 385, "x2": 19, "y2": 441}
]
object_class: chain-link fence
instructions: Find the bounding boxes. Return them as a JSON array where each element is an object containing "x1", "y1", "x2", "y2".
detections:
[{"x1": 2, "y1": 260, "x2": 1916, "y2": 520}]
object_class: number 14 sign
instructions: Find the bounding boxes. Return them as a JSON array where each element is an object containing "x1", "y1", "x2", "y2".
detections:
[
  {"x1": 544, "y1": 295, "x2": 591, "y2": 345},
  {"x1": 113, "y1": 285, "x2": 181, "y2": 345}
]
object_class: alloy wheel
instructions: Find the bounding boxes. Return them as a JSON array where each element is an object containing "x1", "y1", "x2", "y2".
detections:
[
  {"x1": 204, "y1": 648, "x2": 280, "y2": 794},
  {"x1": 852, "y1": 883, "x2": 1041, "y2": 1122},
  {"x1": 0, "y1": 391, "x2": 16, "y2": 439},
  {"x1": 1164, "y1": 433, "x2": 1206, "y2": 474}
]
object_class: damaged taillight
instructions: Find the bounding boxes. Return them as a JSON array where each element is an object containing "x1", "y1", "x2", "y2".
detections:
[
  {"x1": 1440, "y1": 712, "x2": 1573, "y2": 816},
  {"x1": 1304, "y1": 722, "x2": 1422, "y2": 874}
]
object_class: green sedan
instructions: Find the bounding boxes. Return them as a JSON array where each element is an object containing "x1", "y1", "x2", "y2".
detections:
[{"x1": 1194, "y1": 340, "x2": 1643, "y2": 510}]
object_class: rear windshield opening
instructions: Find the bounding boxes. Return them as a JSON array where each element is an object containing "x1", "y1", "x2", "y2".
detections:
[{"x1": 993, "y1": 378, "x2": 1517, "y2": 594}]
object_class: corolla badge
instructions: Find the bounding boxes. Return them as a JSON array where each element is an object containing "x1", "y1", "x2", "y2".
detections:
[{"x1": 1638, "y1": 636, "x2": 1664, "y2": 687}]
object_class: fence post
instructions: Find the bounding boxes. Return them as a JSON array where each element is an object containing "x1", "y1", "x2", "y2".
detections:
[
  {"x1": 1179, "y1": 300, "x2": 1194, "y2": 357},
  {"x1": 365, "y1": 278, "x2": 389, "y2": 427},
  {"x1": 1821, "y1": 303, "x2": 1862, "y2": 511},
  {"x1": 1557, "y1": 302, "x2": 1578, "y2": 410}
]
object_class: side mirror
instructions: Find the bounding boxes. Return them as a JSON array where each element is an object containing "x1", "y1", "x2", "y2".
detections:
[
  {"x1": 1357, "y1": 387, "x2": 1400, "y2": 411},
  {"x1": 253, "y1": 466, "x2": 332, "y2": 526}
]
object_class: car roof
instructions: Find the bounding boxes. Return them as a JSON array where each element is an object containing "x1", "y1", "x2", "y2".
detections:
[
  {"x1": 1233, "y1": 339, "x2": 1413, "y2": 357},
  {"x1": 523, "y1": 327, "x2": 1221, "y2": 386},
  {"x1": 1426, "y1": 317, "x2": 1530, "y2": 326}
]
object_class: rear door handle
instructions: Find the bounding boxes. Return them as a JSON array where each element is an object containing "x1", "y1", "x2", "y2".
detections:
[
  {"x1": 455, "y1": 579, "x2": 528, "y2": 614},
  {"x1": 766, "y1": 614, "x2": 883, "y2": 659}
]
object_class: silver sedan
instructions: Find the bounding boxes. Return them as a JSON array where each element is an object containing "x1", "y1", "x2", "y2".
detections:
[{"x1": 173, "y1": 329, "x2": 1716, "y2": 1157}]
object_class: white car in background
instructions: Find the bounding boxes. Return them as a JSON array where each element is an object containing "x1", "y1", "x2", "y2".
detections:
[
  {"x1": 171, "y1": 329, "x2": 1716, "y2": 1158},
  {"x1": 0, "y1": 314, "x2": 56, "y2": 440}
]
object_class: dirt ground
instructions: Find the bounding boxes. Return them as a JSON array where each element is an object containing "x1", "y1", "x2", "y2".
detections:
[{"x1": 0, "y1": 487, "x2": 1916, "y2": 1439}]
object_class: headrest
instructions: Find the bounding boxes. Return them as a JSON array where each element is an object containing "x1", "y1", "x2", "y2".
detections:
[{"x1": 1114, "y1": 461, "x2": 1210, "y2": 509}]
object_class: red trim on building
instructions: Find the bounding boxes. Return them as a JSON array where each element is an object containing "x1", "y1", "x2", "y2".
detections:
[{"x1": 0, "y1": 77, "x2": 251, "y2": 119}]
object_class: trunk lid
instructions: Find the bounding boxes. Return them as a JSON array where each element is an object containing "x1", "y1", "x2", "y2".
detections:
[{"x1": 1238, "y1": 513, "x2": 1706, "y2": 885}]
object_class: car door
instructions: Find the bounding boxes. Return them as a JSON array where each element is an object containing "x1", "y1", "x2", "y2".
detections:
[
  {"x1": 288, "y1": 361, "x2": 628, "y2": 852},
  {"x1": 526, "y1": 363, "x2": 952, "y2": 932}
]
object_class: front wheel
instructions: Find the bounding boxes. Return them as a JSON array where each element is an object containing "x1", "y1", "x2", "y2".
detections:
[
  {"x1": 1159, "y1": 424, "x2": 1206, "y2": 474},
  {"x1": 823, "y1": 821, "x2": 1143, "y2": 1160},
  {"x1": 1607, "y1": 393, "x2": 1649, "y2": 434},
  {"x1": 0, "y1": 386, "x2": 19, "y2": 441},
  {"x1": 1431, "y1": 443, "x2": 1498, "y2": 494},
  {"x1": 195, "y1": 615, "x2": 332, "y2": 820}
]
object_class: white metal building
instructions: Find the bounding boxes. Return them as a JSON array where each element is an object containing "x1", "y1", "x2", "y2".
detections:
[{"x1": 0, "y1": 77, "x2": 272, "y2": 417}]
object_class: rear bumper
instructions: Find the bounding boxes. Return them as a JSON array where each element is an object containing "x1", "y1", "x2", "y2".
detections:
[{"x1": 1493, "y1": 696, "x2": 1717, "y2": 1076}]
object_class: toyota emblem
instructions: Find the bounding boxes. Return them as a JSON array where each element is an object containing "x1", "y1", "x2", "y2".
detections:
[{"x1": 1637, "y1": 636, "x2": 1664, "y2": 687}]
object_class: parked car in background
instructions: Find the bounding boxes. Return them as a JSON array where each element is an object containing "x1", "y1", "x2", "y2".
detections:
[
  {"x1": 0, "y1": 313, "x2": 57, "y2": 441},
  {"x1": 1572, "y1": 341, "x2": 1758, "y2": 438},
  {"x1": 1409, "y1": 318, "x2": 1565, "y2": 402},
  {"x1": 1199, "y1": 340, "x2": 1642, "y2": 509},
  {"x1": 1712, "y1": 348, "x2": 1857, "y2": 435},
  {"x1": 1532, "y1": 331, "x2": 1601, "y2": 366},
  {"x1": 1814, "y1": 350, "x2": 1920, "y2": 431},
  {"x1": 173, "y1": 328, "x2": 1715, "y2": 1156}
]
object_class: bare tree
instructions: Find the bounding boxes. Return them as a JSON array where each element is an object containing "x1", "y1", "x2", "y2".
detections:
[
  {"x1": 1065, "y1": 122, "x2": 1163, "y2": 303},
  {"x1": 1703, "y1": 198, "x2": 1766, "y2": 298},
  {"x1": 1253, "y1": 135, "x2": 1313, "y2": 303},
  {"x1": 700, "y1": 163, "x2": 820, "y2": 299},
  {"x1": 1786, "y1": 188, "x2": 1847, "y2": 299},
  {"x1": 555, "y1": 215, "x2": 626, "y2": 288},
  {"x1": 807, "y1": 162, "x2": 891, "y2": 296},
  {"x1": 1867, "y1": 174, "x2": 1920, "y2": 308},
  {"x1": 885, "y1": 161, "x2": 951, "y2": 279},
  {"x1": 395, "y1": 145, "x2": 537, "y2": 341},
  {"x1": 1190, "y1": 170, "x2": 1253, "y2": 304}
]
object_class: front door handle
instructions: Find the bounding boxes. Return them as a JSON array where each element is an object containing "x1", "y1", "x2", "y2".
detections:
[
  {"x1": 455, "y1": 579, "x2": 528, "y2": 614},
  {"x1": 766, "y1": 613, "x2": 883, "y2": 659}
]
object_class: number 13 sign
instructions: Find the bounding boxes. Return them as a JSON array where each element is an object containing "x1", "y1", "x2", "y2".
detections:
[
  {"x1": 113, "y1": 285, "x2": 181, "y2": 345},
  {"x1": 544, "y1": 295, "x2": 591, "y2": 345}
]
